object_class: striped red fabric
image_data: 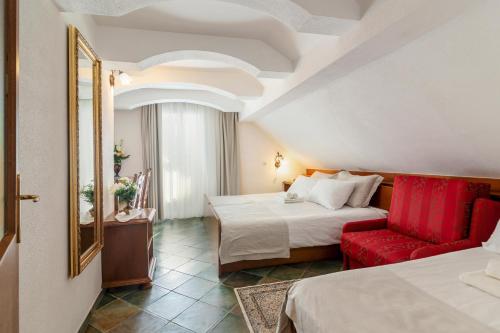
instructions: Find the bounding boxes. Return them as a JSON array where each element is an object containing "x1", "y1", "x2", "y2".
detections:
[{"x1": 387, "y1": 176, "x2": 490, "y2": 244}]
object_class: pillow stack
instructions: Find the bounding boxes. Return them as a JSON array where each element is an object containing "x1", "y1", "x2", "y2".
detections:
[
  {"x1": 332, "y1": 171, "x2": 383, "y2": 208},
  {"x1": 307, "y1": 179, "x2": 355, "y2": 210},
  {"x1": 286, "y1": 171, "x2": 384, "y2": 210}
]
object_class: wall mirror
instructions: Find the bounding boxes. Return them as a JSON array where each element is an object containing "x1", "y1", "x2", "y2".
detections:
[{"x1": 68, "y1": 25, "x2": 103, "y2": 277}]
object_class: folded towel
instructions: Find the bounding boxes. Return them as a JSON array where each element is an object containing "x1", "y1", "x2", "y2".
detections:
[
  {"x1": 284, "y1": 198, "x2": 304, "y2": 204},
  {"x1": 485, "y1": 259, "x2": 500, "y2": 280},
  {"x1": 460, "y1": 270, "x2": 500, "y2": 298},
  {"x1": 115, "y1": 208, "x2": 143, "y2": 222},
  {"x1": 482, "y1": 219, "x2": 500, "y2": 254},
  {"x1": 286, "y1": 192, "x2": 298, "y2": 200}
]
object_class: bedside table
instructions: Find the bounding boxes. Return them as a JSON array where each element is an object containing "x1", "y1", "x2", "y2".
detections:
[{"x1": 283, "y1": 180, "x2": 293, "y2": 191}]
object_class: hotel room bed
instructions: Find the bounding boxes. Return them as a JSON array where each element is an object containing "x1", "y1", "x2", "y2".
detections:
[
  {"x1": 208, "y1": 192, "x2": 388, "y2": 273},
  {"x1": 279, "y1": 247, "x2": 500, "y2": 333}
]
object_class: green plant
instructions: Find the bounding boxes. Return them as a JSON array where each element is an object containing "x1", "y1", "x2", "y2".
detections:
[
  {"x1": 80, "y1": 182, "x2": 95, "y2": 205},
  {"x1": 111, "y1": 177, "x2": 137, "y2": 203},
  {"x1": 114, "y1": 140, "x2": 131, "y2": 165}
]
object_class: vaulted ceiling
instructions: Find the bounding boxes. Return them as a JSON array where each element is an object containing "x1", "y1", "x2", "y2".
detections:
[
  {"x1": 55, "y1": 0, "x2": 373, "y2": 111},
  {"x1": 55, "y1": 0, "x2": 500, "y2": 176}
]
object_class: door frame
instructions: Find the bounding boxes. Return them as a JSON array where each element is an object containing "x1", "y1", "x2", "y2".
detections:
[{"x1": 0, "y1": 0, "x2": 19, "y2": 261}]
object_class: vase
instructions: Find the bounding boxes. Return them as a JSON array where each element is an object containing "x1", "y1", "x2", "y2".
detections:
[
  {"x1": 114, "y1": 163, "x2": 122, "y2": 180},
  {"x1": 118, "y1": 200, "x2": 134, "y2": 215}
]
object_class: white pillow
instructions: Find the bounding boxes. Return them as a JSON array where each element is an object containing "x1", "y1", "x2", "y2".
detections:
[
  {"x1": 287, "y1": 175, "x2": 317, "y2": 199},
  {"x1": 483, "y1": 220, "x2": 500, "y2": 254},
  {"x1": 310, "y1": 171, "x2": 336, "y2": 179},
  {"x1": 335, "y1": 171, "x2": 384, "y2": 208},
  {"x1": 307, "y1": 179, "x2": 355, "y2": 210}
]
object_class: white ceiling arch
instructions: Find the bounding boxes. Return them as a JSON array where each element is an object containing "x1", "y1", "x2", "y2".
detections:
[
  {"x1": 139, "y1": 50, "x2": 259, "y2": 75},
  {"x1": 114, "y1": 88, "x2": 245, "y2": 112},
  {"x1": 97, "y1": 26, "x2": 294, "y2": 78},
  {"x1": 55, "y1": 0, "x2": 359, "y2": 35},
  {"x1": 113, "y1": 66, "x2": 264, "y2": 99}
]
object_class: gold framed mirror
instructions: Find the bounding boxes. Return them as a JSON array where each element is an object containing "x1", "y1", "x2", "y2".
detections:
[{"x1": 68, "y1": 25, "x2": 103, "y2": 277}]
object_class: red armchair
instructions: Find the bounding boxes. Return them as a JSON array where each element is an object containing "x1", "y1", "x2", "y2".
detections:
[{"x1": 341, "y1": 176, "x2": 494, "y2": 270}]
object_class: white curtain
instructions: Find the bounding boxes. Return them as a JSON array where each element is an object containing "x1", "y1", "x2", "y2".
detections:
[{"x1": 160, "y1": 103, "x2": 218, "y2": 218}]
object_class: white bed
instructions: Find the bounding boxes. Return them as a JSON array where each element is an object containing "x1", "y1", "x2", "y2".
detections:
[
  {"x1": 208, "y1": 192, "x2": 387, "y2": 265},
  {"x1": 280, "y1": 247, "x2": 500, "y2": 333}
]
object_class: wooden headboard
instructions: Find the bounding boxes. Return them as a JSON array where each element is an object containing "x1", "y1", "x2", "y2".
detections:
[{"x1": 306, "y1": 169, "x2": 500, "y2": 211}]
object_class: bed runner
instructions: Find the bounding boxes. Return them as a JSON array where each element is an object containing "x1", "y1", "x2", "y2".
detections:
[
  {"x1": 214, "y1": 203, "x2": 290, "y2": 265},
  {"x1": 278, "y1": 268, "x2": 498, "y2": 333}
]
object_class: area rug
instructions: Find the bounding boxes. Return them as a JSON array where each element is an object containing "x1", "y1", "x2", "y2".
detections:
[{"x1": 235, "y1": 280, "x2": 298, "y2": 333}]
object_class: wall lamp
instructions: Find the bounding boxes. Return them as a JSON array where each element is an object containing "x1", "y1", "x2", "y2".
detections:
[
  {"x1": 109, "y1": 70, "x2": 132, "y2": 87},
  {"x1": 274, "y1": 152, "x2": 284, "y2": 169}
]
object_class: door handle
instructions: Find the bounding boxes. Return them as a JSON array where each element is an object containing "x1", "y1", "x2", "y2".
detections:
[
  {"x1": 19, "y1": 194, "x2": 40, "y2": 202},
  {"x1": 16, "y1": 174, "x2": 40, "y2": 243}
]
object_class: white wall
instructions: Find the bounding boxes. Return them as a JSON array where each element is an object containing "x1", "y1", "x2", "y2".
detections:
[
  {"x1": 19, "y1": 1, "x2": 114, "y2": 332},
  {"x1": 239, "y1": 122, "x2": 305, "y2": 194},
  {"x1": 114, "y1": 109, "x2": 144, "y2": 177},
  {"x1": 257, "y1": 1, "x2": 500, "y2": 178}
]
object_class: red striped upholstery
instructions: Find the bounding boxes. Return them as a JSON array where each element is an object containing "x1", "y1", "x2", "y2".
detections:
[
  {"x1": 342, "y1": 229, "x2": 429, "y2": 267},
  {"x1": 341, "y1": 176, "x2": 492, "y2": 269},
  {"x1": 387, "y1": 176, "x2": 490, "y2": 244}
]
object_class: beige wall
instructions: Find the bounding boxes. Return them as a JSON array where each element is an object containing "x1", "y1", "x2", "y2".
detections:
[
  {"x1": 18, "y1": 1, "x2": 113, "y2": 332},
  {"x1": 238, "y1": 122, "x2": 305, "y2": 194}
]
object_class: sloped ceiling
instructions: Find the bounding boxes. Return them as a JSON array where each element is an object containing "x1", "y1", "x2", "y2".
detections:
[{"x1": 256, "y1": 1, "x2": 500, "y2": 178}]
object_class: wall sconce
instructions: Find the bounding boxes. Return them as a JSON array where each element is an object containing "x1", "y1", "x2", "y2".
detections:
[
  {"x1": 109, "y1": 70, "x2": 132, "y2": 87},
  {"x1": 274, "y1": 152, "x2": 284, "y2": 169}
]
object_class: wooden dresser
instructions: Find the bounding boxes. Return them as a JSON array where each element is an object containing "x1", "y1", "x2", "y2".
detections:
[{"x1": 102, "y1": 208, "x2": 156, "y2": 289}]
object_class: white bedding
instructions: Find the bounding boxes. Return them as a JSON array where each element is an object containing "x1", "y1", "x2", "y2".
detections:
[
  {"x1": 282, "y1": 248, "x2": 500, "y2": 333},
  {"x1": 209, "y1": 192, "x2": 387, "y2": 264}
]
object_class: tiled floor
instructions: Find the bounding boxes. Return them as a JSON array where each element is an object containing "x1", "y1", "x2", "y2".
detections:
[{"x1": 86, "y1": 217, "x2": 343, "y2": 333}]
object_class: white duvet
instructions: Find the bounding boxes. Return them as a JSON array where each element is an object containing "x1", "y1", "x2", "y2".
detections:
[
  {"x1": 209, "y1": 192, "x2": 387, "y2": 264},
  {"x1": 282, "y1": 248, "x2": 500, "y2": 333}
]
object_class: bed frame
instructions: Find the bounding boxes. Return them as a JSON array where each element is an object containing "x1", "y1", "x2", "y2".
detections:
[{"x1": 215, "y1": 168, "x2": 500, "y2": 276}]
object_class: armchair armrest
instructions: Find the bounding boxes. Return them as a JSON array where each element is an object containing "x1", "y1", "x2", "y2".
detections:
[
  {"x1": 342, "y1": 218, "x2": 388, "y2": 233},
  {"x1": 410, "y1": 239, "x2": 479, "y2": 260}
]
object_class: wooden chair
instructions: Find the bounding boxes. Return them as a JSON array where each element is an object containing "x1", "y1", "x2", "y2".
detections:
[{"x1": 132, "y1": 169, "x2": 151, "y2": 209}]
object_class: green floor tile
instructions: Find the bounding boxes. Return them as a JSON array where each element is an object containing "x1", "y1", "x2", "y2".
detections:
[
  {"x1": 108, "y1": 311, "x2": 167, "y2": 333},
  {"x1": 209, "y1": 313, "x2": 249, "y2": 333},
  {"x1": 200, "y1": 285, "x2": 237, "y2": 309},
  {"x1": 173, "y1": 302, "x2": 227, "y2": 333},
  {"x1": 122, "y1": 285, "x2": 170, "y2": 308}
]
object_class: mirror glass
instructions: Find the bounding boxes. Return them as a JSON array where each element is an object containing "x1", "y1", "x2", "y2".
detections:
[
  {"x1": 78, "y1": 49, "x2": 96, "y2": 255},
  {"x1": 0, "y1": 2, "x2": 5, "y2": 239},
  {"x1": 69, "y1": 25, "x2": 103, "y2": 277}
]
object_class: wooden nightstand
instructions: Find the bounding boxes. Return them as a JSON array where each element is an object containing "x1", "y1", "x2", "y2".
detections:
[
  {"x1": 102, "y1": 208, "x2": 156, "y2": 289},
  {"x1": 283, "y1": 180, "x2": 293, "y2": 191}
]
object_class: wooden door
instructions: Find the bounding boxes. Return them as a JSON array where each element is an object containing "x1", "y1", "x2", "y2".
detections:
[{"x1": 0, "y1": 0, "x2": 19, "y2": 332}]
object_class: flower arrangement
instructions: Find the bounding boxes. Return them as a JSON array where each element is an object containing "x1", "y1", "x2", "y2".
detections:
[
  {"x1": 80, "y1": 182, "x2": 95, "y2": 216},
  {"x1": 114, "y1": 140, "x2": 131, "y2": 165},
  {"x1": 111, "y1": 177, "x2": 138, "y2": 214}
]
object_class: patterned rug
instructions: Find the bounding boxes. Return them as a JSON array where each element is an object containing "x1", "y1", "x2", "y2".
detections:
[{"x1": 235, "y1": 280, "x2": 298, "y2": 333}]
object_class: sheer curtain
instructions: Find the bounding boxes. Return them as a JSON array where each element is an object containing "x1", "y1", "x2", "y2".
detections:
[{"x1": 160, "y1": 103, "x2": 218, "y2": 218}]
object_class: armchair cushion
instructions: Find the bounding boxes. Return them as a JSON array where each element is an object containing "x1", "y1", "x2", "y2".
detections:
[
  {"x1": 469, "y1": 198, "x2": 500, "y2": 243},
  {"x1": 388, "y1": 176, "x2": 490, "y2": 244},
  {"x1": 410, "y1": 239, "x2": 477, "y2": 260},
  {"x1": 342, "y1": 218, "x2": 387, "y2": 233},
  {"x1": 341, "y1": 229, "x2": 429, "y2": 267}
]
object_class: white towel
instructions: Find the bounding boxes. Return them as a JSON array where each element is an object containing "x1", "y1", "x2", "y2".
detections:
[
  {"x1": 460, "y1": 270, "x2": 500, "y2": 298},
  {"x1": 485, "y1": 259, "x2": 500, "y2": 280},
  {"x1": 115, "y1": 209, "x2": 143, "y2": 222}
]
